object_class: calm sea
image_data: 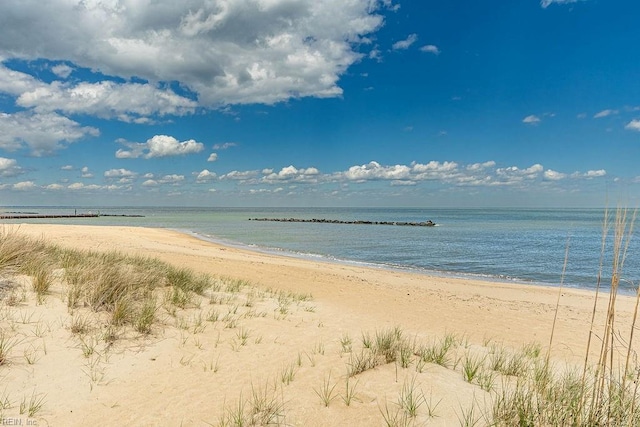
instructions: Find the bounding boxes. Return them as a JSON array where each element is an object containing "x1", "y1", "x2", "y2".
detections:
[{"x1": 2, "y1": 207, "x2": 638, "y2": 293}]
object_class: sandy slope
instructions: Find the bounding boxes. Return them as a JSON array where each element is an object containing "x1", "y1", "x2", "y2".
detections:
[{"x1": 0, "y1": 224, "x2": 637, "y2": 426}]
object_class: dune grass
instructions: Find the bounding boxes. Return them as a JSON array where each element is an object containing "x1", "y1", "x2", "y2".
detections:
[{"x1": 489, "y1": 206, "x2": 640, "y2": 426}]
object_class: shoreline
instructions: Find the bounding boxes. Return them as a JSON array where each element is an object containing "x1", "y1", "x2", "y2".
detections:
[
  {"x1": 12, "y1": 223, "x2": 634, "y2": 348},
  {"x1": 183, "y1": 228, "x2": 623, "y2": 296}
]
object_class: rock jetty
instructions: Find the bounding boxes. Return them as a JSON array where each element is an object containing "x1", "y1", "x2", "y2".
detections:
[{"x1": 249, "y1": 218, "x2": 436, "y2": 227}]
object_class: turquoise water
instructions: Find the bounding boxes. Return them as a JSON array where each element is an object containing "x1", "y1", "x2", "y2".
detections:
[{"x1": 2, "y1": 207, "x2": 638, "y2": 293}]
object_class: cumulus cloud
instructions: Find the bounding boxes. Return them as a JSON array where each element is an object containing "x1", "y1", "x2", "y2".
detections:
[
  {"x1": 116, "y1": 135, "x2": 204, "y2": 159},
  {"x1": 13, "y1": 181, "x2": 37, "y2": 190},
  {"x1": 16, "y1": 80, "x2": 197, "y2": 121},
  {"x1": 61, "y1": 165, "x2": 74, "y2": 171},
  {"x1": 196, "y1": 169, "x2": 217, "y2": 182},
  {"x1": 342, "y1": 161, "x2": 411, "y2": 181},
  {"x1": 104, "y1": 169, "x2": 136, "y2": 178},
  {"x1": 207, "y1": 153, "x2": 218, "y2": 162},
  {"x1": 522, "y1": 115, "x2": 541, "y2": 125},
  {"x1": 0, "y1": 0, "x2": 388, "y2": 106},
  {"x1": 392, "y1": 34, "x2": 418, "y2": 50},
  {"x1": 51, "y1": 64, "x2": 73, "y2": 78},
  {"x1": 584, "y1": 169, "x2": 606, "y2": 178},
  {"x1": 104, "y1": 168, "x2": 137, "y2": 184},
  {"x1": 209, "y1": 160, "x2": 607, "y2": 193},
  {"x1": 158, "y1": 174, "x2": 185, "y2": 185},
  {"x1": 543, "y1": 169, "x2": 566, "y2": 181},
  {"x1": 0, "y1": 62, "x2": 197, "y2": 123},
  {"x1": 0, "y1": 157, "x2": 23, "y2": 177},
  {"x1": 625, "y1": 120, "x2": 640, "y2": 131},
  {"x1": 0, "y1": 111, "x2": 99, "y2": 156},
  {"x1": 466, "y1": 161, "x2": 496, "y2": 171},
  {"x1": 220, "y1": 170, "x2": 260, "y2": 181},
  {"x1": 68, "y1": 182, "x2": 87, "y2": 190},
  {"x1": 497, "y1": 164, "x2": 543, "y2": 177},
  {"x1": 0, "y1": 62, "x2": 43, "y2": 96},
  {"x1": 261, "y1": 165, "x2": 320, "y2": 183},
  {"x1": 81, "y1": 166, "x2": 93, "y2": 178},
  {"x1": 420, "y1": 45, "x2": 440, "y2": 55}
]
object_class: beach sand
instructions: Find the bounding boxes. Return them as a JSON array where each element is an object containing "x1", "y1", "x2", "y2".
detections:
[{"x1": 1, "y1": 224, "x2": 637, "y2": 426}]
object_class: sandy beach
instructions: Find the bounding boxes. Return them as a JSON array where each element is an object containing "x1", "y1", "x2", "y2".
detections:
[{"x1": 1, "y1": 224, "x2": 638, "y2": 426}]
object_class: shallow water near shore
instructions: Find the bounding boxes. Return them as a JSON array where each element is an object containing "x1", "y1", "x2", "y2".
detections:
[{"x1": 2, "y1": 206, "x2": 638, "y2": 292}]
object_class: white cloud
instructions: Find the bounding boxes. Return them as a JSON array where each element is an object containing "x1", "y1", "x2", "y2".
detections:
[
  {"x1": 412, "y1": 161, "x2": 459, "y2": 173},
  {"x1": 81, "y1": 166, "x2": 93, "y2": 178},
  {"x1": 0, "y1": 62, "x2": 44, "y2": 96},
  {"x1": 0, "y1": 111, "x2": 99, "y2": 156},
  {"x1": 212, "y1": 142, "x2": 237, "y2": 150},
  {"x1": 261, "y1": 165, "x2": 320, "y2": 183},
  {"x1": 142, "y1": 180, "x2": 158, "y2": 187},
  {"x1": 220, "y1": 170, "x2": 260, "y2": 181},
  {"x1": 342, "y1": 161, "x2": 411, "y2": 181},
  {"x1": 369, "y1": 47, "x2": 382, "y2": 62},
  {"x1": 584, "y1": 169, "x2": 606, "y2": 178},
  {"x1": 196, "y1": 169, "x2": 217, "y2": 182},
  {"x1": 495, "y1": 164, "x2": 544, "y2": 185},
  {"x1": 116, "y1": 135, "x2": 204, "y2": 159},
  {"x1": 13, "y1": 181, "x2": 37, "y2": 190},
  {"x1": 522, "y1": 115, "x2": 541, "y2": 125},
  {"x1": 541, "y1": 0, "x2": 585, "y2": 8},
  {"x1": 207, "y1": 153, "x2": 218, "y2": 162},
  {"x1": 67, "y1": 182, "x2": 102, "y2": 191},
  {"x1": 61, "y1": 165, "x2": 74, "y2": 171},
  {"x1": 625, "y1": 119, "x2": 640, "y2": 131},
  {"x1": 543, "y1": 170, "x2": 566, "y2": 181},
  {"x1": 213, "y1": 160, "x2": 607, "y2": 192},
  {"x1": 16, "y1": 80, "x2": 197, "y2": 121},
  {"x1": 68, "y1": 182, "x2": 85, "y2": 190},
  {"x1": 45, "y1": 183, "x2": 64, "y2": 190},
  {"x1": 466, "y1": 161, "x2": 496, "y2": 171},
  {"x1": 0, "y1": 62, "x2": 196, "y2": 125},
  {"x1": 392, "y1": 34, "x2": 418, "y2": 50},
  {"x1": 0, "y1": 157, "x2": 23, "y2": 177},
  {"x1": 0, "y1": 0, "x2": 387, "y2": 106},
  {"x1": 420, "y1": 45, "x2": 440, "y2": 55},
  {"x1": 104, "y1": 169, "x2": 137, "y2": 184},
  {"x1": 51, "y1": 64, "x2": 73, "y2": 78},
  {"x1": 382, "y1": 0, "x2": 400, "y2": 12},
  {"x1": 158, "y1": 174, "x2": 185, "y2": 185},
  {"x1": 593, "y1": 109, "x2": 618, "y2": 119}
]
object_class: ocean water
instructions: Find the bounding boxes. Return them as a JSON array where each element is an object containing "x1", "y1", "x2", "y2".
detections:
[{"x1": 2, "y1": 207, "x2": 639, "y2": 293}]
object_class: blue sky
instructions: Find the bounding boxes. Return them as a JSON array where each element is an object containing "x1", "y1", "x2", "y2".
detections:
[{"x1": 0, "y1": 0, "x2": 638, "y2": 207}]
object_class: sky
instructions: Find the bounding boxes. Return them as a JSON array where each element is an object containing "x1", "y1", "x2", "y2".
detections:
[{"x1": 0, "y1": 0, "x2": 638, "y2": 208}]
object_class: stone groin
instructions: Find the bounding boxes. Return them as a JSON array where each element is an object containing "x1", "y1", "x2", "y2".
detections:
[{"x1": 249, "y1": 218, "x2": 436, "y2": 227}]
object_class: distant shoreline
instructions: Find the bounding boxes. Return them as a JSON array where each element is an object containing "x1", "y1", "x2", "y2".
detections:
[{"x1": 0, "y1": 213, "x2": 144, "y2": 219}]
